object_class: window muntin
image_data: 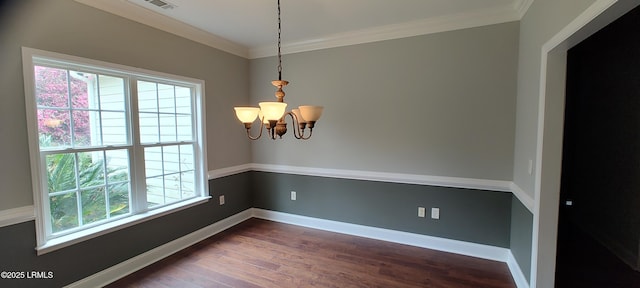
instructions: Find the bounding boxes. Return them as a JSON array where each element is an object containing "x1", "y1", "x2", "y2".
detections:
[{"x1": 24, "y1": 48, "x2": 207, "y2": 248}]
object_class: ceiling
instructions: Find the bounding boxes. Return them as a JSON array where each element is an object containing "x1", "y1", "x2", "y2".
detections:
[{"x1": 76, "y1": 0, "x2": 531, "y2": 58}]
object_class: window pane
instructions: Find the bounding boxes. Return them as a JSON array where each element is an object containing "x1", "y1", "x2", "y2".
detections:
[
  {"x1": 73, "y1": 110, "x2": 100, "y2": 147},
  {"x1": 137, "y1": 81, "x2": 158, "y2": 113},
  {"x1": 46, "y1": 153, "x2": 77, "y2": 193},
  {"x1": 179, "y1": 145, "x2": 194, "y2": 172},
  {"x1": 81, "y1": 187, "x2": 106, "y2": 224},
  {"x1": 139, "y1": 112, "x2": 159, "y2": 144},
  {"x1": 78, "y1": 151, "x2": 105, "y2": 188},
  {"x1": 50, "y1": 192, "x2": 78, "y2": 233},
  {"x1": 176, "y1": 115, "x2": 192, "y2": 141},
  {"x1": 163, "y1": 145, "x2": 180, "y2": 174},
  {"x1": 70, "y1": 71, "x2": 95, "y2": 109},
  {"x1": 175, "y1": 86, "x2": 192, "y2": 114},
  {"x1": 144, "y1": 147, "x2": 163, "y2": 178},
  {"x1": 181, "y1": 171, "x2": 195, "y2": 199},
  {"x1": 158, "y1": 84, "x2": 175, "y2": 114},
  {"x1": 99, "y1": 75, "x2": 126, "y2": 111},
  {"x1": 164, "y1": 174, "x2": 180, "y2": 203},
  {"x1": 146, "y1": 176, "x2": 164, "y2": 207},
  {"x1": 159, "y1": 114, "x2": 177, "y2": 142},
  {"x1": 108, "y1": 183, "x2": 130, "y2": 217},
  {"x1": 106, "y1": 149, "x2": 130, "y2": 182},
  {"x1": 35, "y1": 66, "x2": 69, "y2": 108},
  {"x1": 38, "y1": 109, "x2": 71, "y2": 148},
  {"x1": 101, "y1": 112, "x2": 127, "y2": 145}
]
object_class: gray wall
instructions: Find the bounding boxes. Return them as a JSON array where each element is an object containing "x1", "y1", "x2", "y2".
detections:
[
  {"x1": 0, "y1": 174, "x2": 253, "y2": 287},
  {"x1": 0, "y1": 0, "x2": 251, "y2": 211},
  {"x1": 249, "y1": 22, "x2": 519, "y2": 181},
  {"x1": 510, "y1": 195, "x2": 533, "y2": 282},
  {"x1": 252, "y1": 172, "x2": 513, "y2": 248},
  {"x1": 513, "y1": 0, "x2": 596, "y2": 199}
]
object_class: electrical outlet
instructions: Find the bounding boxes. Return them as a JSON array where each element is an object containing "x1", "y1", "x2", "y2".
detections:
[
  {"x1": 418, "y1": 207, "x2": 426, "y2": 218},
  {"x1": 291, "y1": 191, "x2": 296, "y2": 201},
  {"x1": 219, "y1": 195, "x2": 225, "y2": 205},
  {"x1": 431, "y1": 208, "x2": 440, "y2": 220}
]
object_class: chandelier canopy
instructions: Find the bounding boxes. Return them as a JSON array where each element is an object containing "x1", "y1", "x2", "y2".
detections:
[{"x1": 234, "y1": 0, "x2": 323, "y2": 140}]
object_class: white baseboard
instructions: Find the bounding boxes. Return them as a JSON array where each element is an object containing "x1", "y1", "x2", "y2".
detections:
[
  {"x1": 65, "y1": 208, "x2": 530, "y2": 288},
  {"x1": 63, "y1": 209, "x2": 253, "y2": 288},
  {"x1": 507, "y1": 251, "x2": 530, "y2": 288},
  {"x1": 253, "y1": 208, "x2": 509, "y2": 261}
]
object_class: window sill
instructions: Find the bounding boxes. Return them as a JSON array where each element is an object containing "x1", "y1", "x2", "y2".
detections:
[{"x1": 36, "y1": 196, "x2": 211, "y2": 255}]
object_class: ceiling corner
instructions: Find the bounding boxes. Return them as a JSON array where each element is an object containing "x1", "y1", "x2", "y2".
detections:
[
  {"x1": 514, "y1": 0, "x2": 535, "y2": 18},
  {"x1": 74, "y1": 0, "x2": 250, "y2": 59}
]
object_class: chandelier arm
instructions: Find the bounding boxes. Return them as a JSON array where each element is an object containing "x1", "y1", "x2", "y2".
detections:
[
  {"x1": 286, "y1": 112, "x2": 303, "y2": 139},
  {"x1": 245, "y1": 117, "x2": 265, "y2": 140},
  {"x1": 288, "y1": 112, "x2": 315, "y2": 140},
  {"x1": 300, "y1": 128, "x2": 313, "y2": 140}
]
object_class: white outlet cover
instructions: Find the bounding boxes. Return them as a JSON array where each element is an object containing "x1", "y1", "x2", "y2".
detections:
[
  {"x1": 219, "y1": 195, "x2": 225, "y2": 205},
  {"x1": 291, "y1": 191, "x2": 296, "y2": 201},
  {"x1": 418, "y1": 207, "x2": 426, "y2": 218},
  {"x1": 431, "y1": 208, "x2": 440, "y2": 219}
]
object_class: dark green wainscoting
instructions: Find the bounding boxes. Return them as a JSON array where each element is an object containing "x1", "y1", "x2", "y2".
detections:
[{"x1": 251, "y1": 171, "x2": 513, "y2": 248}]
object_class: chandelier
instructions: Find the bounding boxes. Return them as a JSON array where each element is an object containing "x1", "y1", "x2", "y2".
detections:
[{"x1": 234, "y1": 0, "x2": 323, "y2": 140}]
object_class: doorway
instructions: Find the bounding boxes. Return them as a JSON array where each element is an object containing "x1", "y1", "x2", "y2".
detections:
[{"x1": 555, "y1": 4, "x2": 640, "y2": 287}]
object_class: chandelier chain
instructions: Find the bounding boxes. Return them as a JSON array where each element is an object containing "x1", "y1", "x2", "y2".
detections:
[{"x1": 277, "y1": 0, "x2": 282, "y2": 80}]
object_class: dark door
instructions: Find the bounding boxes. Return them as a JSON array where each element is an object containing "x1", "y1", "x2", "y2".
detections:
[{"x1": 555, "y1": 4, "x2": 640, "y2": 288}]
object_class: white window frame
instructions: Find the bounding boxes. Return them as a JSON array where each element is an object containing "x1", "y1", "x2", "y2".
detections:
[{"x1": 22, "y1": 47, "x2": 210, "y2": 255}]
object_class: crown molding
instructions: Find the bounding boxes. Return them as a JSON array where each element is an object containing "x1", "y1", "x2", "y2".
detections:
[
  {"x1": 249, "y1": 4, "x2": 521, "y2": 58},
  {"x1": 76, "y1": 0, "x2": 524, "y2": 60},
  {"x1": 74, "y1": 0, "x2": 249, "y2": 58}
]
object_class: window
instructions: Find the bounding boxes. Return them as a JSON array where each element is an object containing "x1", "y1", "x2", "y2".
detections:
[{"x1": 22, "y1": 48, "x2": 209, "y2": 253}]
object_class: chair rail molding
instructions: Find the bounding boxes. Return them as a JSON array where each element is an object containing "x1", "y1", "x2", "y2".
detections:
[{"x1": 0, "y1": 205, "x2": 35, "y2": 228}]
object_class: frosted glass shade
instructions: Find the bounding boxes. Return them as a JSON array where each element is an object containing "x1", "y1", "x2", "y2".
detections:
[
  {"x1": 258, "y1": 111, "x2": 269, "y2": 123},
  {"x1": 234, "y1": 107, "x2": 260, "y2": 123},
  {"x1": 299, "y1": 105, "x2": 323, "y2": 122},
  {"x1": 291, "y1": 108, "x2": 306, "y2": 123},
  {"x1": 259, "y1": 102, "x2": 287, "y2": 120}
]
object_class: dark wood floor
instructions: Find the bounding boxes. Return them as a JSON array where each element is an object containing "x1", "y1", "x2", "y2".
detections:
[{"x1": 106, "y1": 218, "x2": 516, "y2": 288}]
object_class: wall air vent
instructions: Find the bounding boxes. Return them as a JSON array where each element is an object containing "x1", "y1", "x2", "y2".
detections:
[{"x1": 144, "y1": 0, "x2": 176, "y2": 9}]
